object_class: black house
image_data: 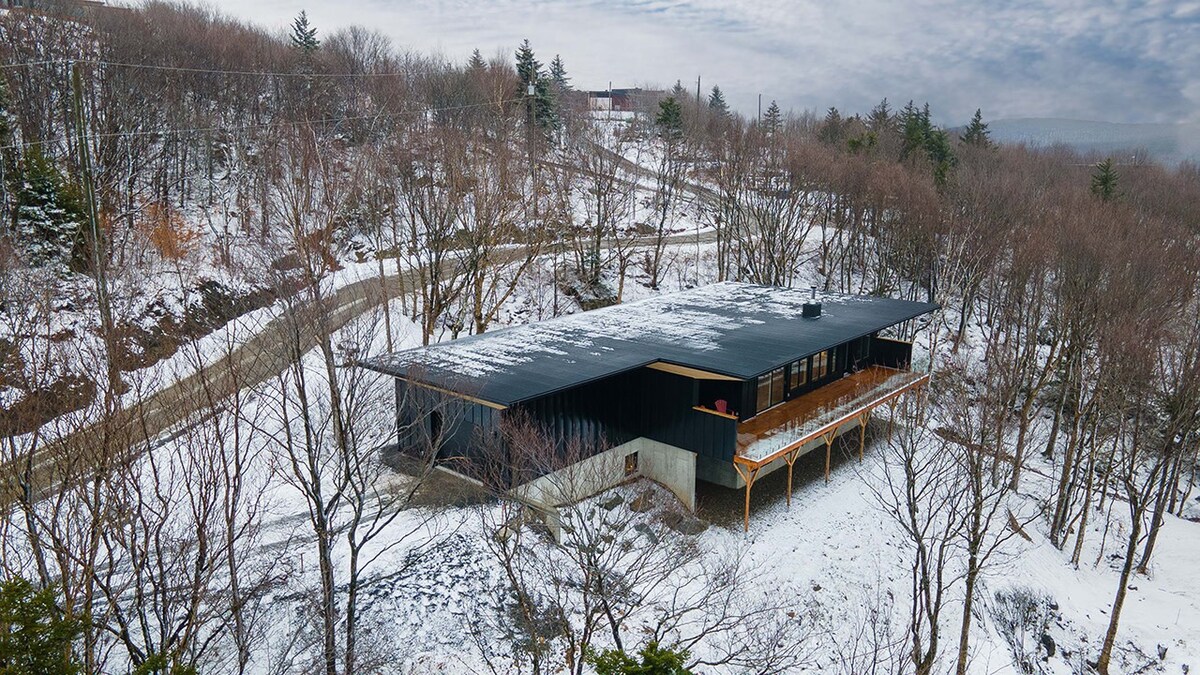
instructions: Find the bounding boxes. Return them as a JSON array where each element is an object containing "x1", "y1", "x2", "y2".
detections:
[{"x1": 363, "y1": 282, "x2": 937, "y2": 528}]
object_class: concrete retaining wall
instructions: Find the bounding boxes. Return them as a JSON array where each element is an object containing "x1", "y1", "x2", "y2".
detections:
[{"x1": 514, "y1": 437, "x2": 697, "y2": 516}]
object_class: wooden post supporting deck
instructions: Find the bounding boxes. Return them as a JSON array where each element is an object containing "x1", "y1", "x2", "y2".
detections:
[
  {"x1": 886, "y1": 399, "x2": 898, "y2": 441},
  {"x1": 733, "y1": 463, "x2": 762, "y2": 532},
  {"x1": 821, "y1": 427, "x2": 838, "y2": 483},
  {"x1": 784, "y1": 448, "x2": 801, "y2": 508},
  {"x1": 730, "y1": 371, "x2": 930, "y2": 530},
  {"x1": 858, "y1": 411, "x2": 870, "y2": 461}
]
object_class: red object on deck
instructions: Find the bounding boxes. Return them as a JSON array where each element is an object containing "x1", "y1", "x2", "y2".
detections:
[{"x1": 715, "y1": 399, "x2": 728, "y2": 413}]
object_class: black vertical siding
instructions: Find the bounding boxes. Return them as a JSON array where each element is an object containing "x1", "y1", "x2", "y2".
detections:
[
  {"x1": 870, "y1": 336, "x2": 914, "y2": 368},
  {"x1": 638, "y1": 369, "x2": 738, "y2": 460}
]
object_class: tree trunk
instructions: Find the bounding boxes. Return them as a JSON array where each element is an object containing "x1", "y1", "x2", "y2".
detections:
[
  {"x1": 955, "y1": 555, "x2": 980, "y2": 675},
  {"x1": 1096, "y1": 504, "x2": 1142, "y2": 674},
  {"x1": 1136, "y1": 452, "x2": 1176, "y2": 574}
]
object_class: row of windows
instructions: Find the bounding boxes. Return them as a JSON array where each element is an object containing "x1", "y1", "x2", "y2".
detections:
[{"x1": 755, "y1": 350, "x2": 833, "y2": 414}]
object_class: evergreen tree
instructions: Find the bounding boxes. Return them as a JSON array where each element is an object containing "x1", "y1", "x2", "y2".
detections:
[
  {"x1": 867, "y1": 98, "x2": 895, "y2": 134},
  {"x1": 0, "y1": 576, "x2": 83, "y2": 675},
  {"x1": 290, "y1": 10, "x2": 320, "y2": 86},
  {"x1": 960, "y1": 108, "x2": 992, "y2": 148},
  {"x1": 587, "y1": 641, "x2": 693, "y2": 675},
  {"x1": 762, "y1": 99, "x2": 782, "y2": 135},
  {"x1": 818, "y1": 106, "x2": 844, "y2": 145},
  {"x1": 289, "y1": 11, "x2": 320, "y2": 55},
  {"x1": 467, "y1": 48, "x2": 486, "y2": 72},
  {"x1": 925, "y1": 127, "x2": 956, "y2": 186},
  {"x1": 670, "y1": 79, "x2": 688, "y2": 100},
  {"x1": 897, "y1": 101, "x2": 957, "y2": 185},
  {"x1": 1091, "y1": 158, "x2": 1120, "y2": 201},
  {"x1": 707, "y1": 85, "x2": 728, "y2": 115},
  {"x1": 515, "y1": 39, "x2": 541, "y2": 89},
  {"x1": 899, "y1": 100, "x2": 926, "y2": 159},
  {"x1": 14, "y1": 150, "x2": 85, "y2": 268},
  {"x1": 549, "y1": 54, "x2": 570, "y2": 91},
  {"x1": 847, "y1": 131, "x2": 878, "y2": 155},
  {"x1": 656, "y1": 97, "x2": 684, "y2": 141},
  {"x1": 514, "y1": 40, "x2": 558, "y2": 133}
]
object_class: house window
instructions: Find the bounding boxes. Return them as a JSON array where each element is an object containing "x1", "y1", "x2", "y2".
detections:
[
  {"x1": 757, "y1": 367, "x2": 785, "y2": 414},
  {"x1": 789, "y1": 358, "x2": 808, "y2": 390},
  {"x1": 624, "y1": 452, "x2": 639, "y2": 476},
  {"x1": 813, "y1": 350, "x2": 830, "y2": 380}
]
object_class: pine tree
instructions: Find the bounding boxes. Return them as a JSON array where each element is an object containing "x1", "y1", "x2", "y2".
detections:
[
  {"x1": 670, "y1": 79, "x2": 687, "y2": 100},
  {"x1": 15, "y1": 150, "x2": 85, "y2": 268},
  {"x1": 290, "y1": 10, "x2": 320, "y2": 83},
  {"x1": 925, "y1": 127, "x2": 955, "y2": 186},
  {"x1": 514, "y1": 40, "x2": 557, "y2": 133},
  {"x1": 762, "y1": 100, "x2": 782, "y2": 135},
  {"x1": 549, "y1": 54, "x2": 570, "y2": 92},
  {"x1": 960, "y1": 108, "x2": 992, "y2": 148},
  {"x1": 467, "y1": 48, "x2": 486, "y2": 72},
  {"x1": 515, "y1": 39, "x2": 541, "y2": 89},
  {"x1": 707, "y1": 85, "x2": 728, "y2": 115},
  {"x1": 1091, "y1": 158, "x2": 1120, "y2": 201},
  {"x1": 587, "y1": 641, "x2": 693, "y2": 675},
  {"x1": 900, "y1": 100, "x2": 925, "y2": 159},
  {"x1": 867, "y1": 98, "x2": 895, "y2": 134},
  {"x1": 290, "y1": 11, "x2": 320, "y2": 55},
  {"x1": 818, "y1": 106, "x2": 844, "y2": 145},
  {"x1": 656, "y1": 97, "x2": 684, "y2": 141},
  {"x1": 0, "y1": 576, "x2": 83, "y2": 674}
]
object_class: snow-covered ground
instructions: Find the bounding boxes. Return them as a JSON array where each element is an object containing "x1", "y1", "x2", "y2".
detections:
[
  {"x1": 5, "y1": 124, "x2": 1197, "y2": 673},
  {"x1": 115, "y1": 239, "x2": 1197, "y2": 674}
]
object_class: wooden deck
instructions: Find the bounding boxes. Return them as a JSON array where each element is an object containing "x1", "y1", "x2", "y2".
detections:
[
  {"x1": 729, "y1": 365, "x2": 930, "y2": 531},
  {"x1": 736, "y1": 365, "x2": 902, "y2": 451}
]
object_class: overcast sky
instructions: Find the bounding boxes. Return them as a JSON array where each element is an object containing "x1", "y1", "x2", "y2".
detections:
[{"x1": 206, "y1": 0, "x2": 1200, "y2": 126}]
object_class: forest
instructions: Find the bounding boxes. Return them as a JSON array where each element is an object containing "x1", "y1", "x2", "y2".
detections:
[{"x1": 1, "y1": 1, "x2": 1200, "y2": 674}]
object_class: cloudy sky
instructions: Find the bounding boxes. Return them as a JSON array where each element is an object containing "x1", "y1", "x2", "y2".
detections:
[{"x1": 207, "y1": 0, "x2": 1200, "y2": 126}]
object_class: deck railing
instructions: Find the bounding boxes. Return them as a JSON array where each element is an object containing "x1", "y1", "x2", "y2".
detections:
[{"x1": 737, "y1": 365, "x2": 927, "y2": 464}]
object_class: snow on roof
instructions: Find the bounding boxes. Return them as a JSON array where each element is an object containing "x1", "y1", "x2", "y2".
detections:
[{"x1": 362, "y1": 282, "x2": 938, "y2": 406}]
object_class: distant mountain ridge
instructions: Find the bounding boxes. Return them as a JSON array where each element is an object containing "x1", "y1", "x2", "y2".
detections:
[{"x1": 986, "y1": 118, "x2": 1200, "y2": 165}]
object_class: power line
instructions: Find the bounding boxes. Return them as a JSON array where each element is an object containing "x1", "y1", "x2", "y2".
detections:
[
  {"x1": 0, "y1": 59, "x2": 71, "y2": 70},
  {"x1": 0, "y1": 96, "x2": 526, "y2": 152}
]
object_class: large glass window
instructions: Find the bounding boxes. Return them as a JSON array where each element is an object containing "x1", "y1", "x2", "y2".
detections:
[
  {"x1": 770, "y1": 367, "x2": 784, "y2": 406},
  {"x1": 789, "y1": 358, "x2": 808, "y2": 390},
  {"x1": 813, "y1": 350, "x2": 830, "y2": 380},
  {"x1": 756, "y1": 374, "x2": 771, "y2": 413},
  {"x1": 756, "y1": 367, "x2": 785, "y2": 413}
]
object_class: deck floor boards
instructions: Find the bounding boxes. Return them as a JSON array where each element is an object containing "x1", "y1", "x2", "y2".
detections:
[{"x1": 736, "y1": 366, "x2": 900, "y2": 452}]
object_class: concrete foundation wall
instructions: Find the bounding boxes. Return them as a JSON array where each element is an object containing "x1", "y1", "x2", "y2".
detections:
[
  {"x1": 627, "y1": 437, "x2": 696, "y2": 511},
  {"x1": 514, "y1": 437, "x2": 697, "y2": 513}
]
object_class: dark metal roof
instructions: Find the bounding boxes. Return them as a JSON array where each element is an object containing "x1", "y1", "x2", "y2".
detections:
[{"x1": 362, "y1": 282, "x2": 938, "y2": 406}]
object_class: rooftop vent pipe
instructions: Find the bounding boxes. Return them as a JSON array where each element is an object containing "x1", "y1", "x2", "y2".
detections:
[{"x1": 802, "y1": 286, "x2": 822, "y2": 318}]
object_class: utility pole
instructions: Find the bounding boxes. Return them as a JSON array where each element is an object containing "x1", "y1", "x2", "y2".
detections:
[
  {"x1": 758, "y1": 94, "x2": 762, "y2": 122},
  {"x1": 71, "y1": 60, "x2": 118, "y2": 406},
  {"x1": 695, "y1": 76, "x2": 701, "y2": 107}
]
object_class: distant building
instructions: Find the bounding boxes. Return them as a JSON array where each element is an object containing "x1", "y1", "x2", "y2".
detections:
[
  {"x1": 364, "y1": 282, "x2": 936, "y2": 532},
  {"x1": 585, "y1": 87, "x2": 664, "y2": 114}
]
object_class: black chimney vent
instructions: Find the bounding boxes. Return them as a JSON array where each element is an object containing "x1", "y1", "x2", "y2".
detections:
[{"x1": 802, "y1": 287, "x2": 822, "y2": 318}]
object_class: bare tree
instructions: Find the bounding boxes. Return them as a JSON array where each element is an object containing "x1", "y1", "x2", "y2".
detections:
[{"x1": 869, "y1": 394, "x2": 966, "y2": 675}]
